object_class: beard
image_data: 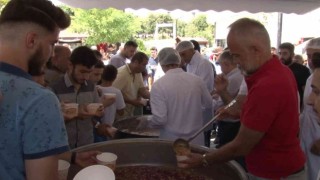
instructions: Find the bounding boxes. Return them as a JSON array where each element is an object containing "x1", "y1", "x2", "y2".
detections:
[
  {"x1": 71, "y1": 67, "x2": 85, "y2": 84},
  {"x1": 281, "y1": 57, "x2": 293, "y2": 66},
  {"x1": 28, "y1": 47, "x2": 46, "y2": 76}
]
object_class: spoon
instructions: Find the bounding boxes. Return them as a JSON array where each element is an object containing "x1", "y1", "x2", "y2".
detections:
[{"x1": 173, "y1": 99, "x2": 237, "y2": 154}]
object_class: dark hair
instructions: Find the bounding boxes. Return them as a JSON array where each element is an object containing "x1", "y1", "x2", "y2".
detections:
[
  {"x1": 124, "y1": 40, "x2": 138, "y2": 48},
  {"x1": 102, "y1": 65, "x2": 117, "y2": 82},
  {"x1": 93, "y1": 50, "x2": 103, "y2": 60},
  {"x1": 312, "y1": 52, "x2": 320, "y2": 69},
  {"x1": 279, "y1": 42, "x2": 295, "y2": 54},
  {"x1": 0, "y1": 0, "x2": 70, "y2": 31},
  {"x1": 150, "y1": 47, "x2": 157, "y2": 51},
  {"x1": 190, "y1": 40, "x2": 201, "y2": 52},
  {"x1": 131, "y1": 52, "x2": 148, "y2": 63},
  {"x1": 70, "y1": 46, "x2": 98, "y2": 68},
  {"x1": 94, "y1": 60, "x2": 105, "y2": 69}
]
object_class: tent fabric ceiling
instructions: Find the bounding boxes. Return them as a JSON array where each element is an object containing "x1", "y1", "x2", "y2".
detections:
[{"x1": 59, "y1": 0, "x2": 320, "y2": 14}]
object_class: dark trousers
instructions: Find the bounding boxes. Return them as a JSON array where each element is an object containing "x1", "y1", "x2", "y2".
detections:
[{"x1": 216, "y1": 121, "x2": 247, "y2": 171}]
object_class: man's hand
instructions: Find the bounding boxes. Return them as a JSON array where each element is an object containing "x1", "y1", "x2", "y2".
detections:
[
  {"x1": 179, "y1": 153, "x2": 203, "y2": 168},
  {"x1": 214, "y1": 75, "x2": 228, "y2": 94},
  {"x1": 97, "y1": 123, "x2": 118, "y2": 138},
  {"x1": 311, "y1": 139, "x2": 320, "y2": 155},
  {"x1": 94, "y1": 105, "x2": 104, "y2": 117},
  {"x1": 75, "y1": 151, "x2": 101, "y2": 167}
]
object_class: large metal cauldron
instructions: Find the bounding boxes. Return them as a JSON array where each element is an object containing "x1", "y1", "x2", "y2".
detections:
[
  {"x1": 113, "y1": 115, "x2": 160, "y2": 139},
  {"x1": 68, "y1": 139, "x2": 248, "y2": 180}
]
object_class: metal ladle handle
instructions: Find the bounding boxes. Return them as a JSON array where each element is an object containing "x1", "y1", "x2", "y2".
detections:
[{"x1": 187, "y1": 99, "x2": 237, "y2": 142}]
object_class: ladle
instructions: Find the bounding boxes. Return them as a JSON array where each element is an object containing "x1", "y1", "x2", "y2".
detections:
[{"x1": 173, "y1": 99, "x2": 237, "y2": 153}]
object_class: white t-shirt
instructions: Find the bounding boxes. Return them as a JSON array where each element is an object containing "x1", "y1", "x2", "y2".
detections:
[{"x1": 97, "y1": 86, "x2": 125, "y2": 125}]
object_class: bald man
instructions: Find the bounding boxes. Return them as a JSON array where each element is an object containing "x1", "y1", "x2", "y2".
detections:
[
  {"x1": 45, "y1": 45, "x2": 71, "y2": 85},
  {"x1": 181, "y1": 18, "x2": 306, "y2": 180}
]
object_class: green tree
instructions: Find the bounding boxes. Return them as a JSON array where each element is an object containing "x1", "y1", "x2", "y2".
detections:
[
  {"x1": 69, "y1": 8, "x2": 141, "y2": 45},
  {"x1": 0, "y1": 0, "x2": 9, "y2": 11},
  {"x1": 184, "y1": 15, "x2": 215, "y2": 46}
]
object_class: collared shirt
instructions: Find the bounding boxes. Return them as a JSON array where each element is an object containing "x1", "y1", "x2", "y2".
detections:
[
  {"x1": 50, "y1": 73, "x2": 100, "y2": 149},
  {"x1": 113, "y1": 64, "x2": 144, "y2": 118},
  {"x1": 242, "y1": 57, "x2": 305, "y2": 178},
  {"x1": 187, "y1": 51, "x2": 215, "y2": 92},
  {"x1": 109, "y1": 53, "x2": 127, "y2": 68},
  {"x1": 0, "y1": 62, "x2": 69, "y2": 179},
  {"x1": 150, "y1": 68, "x2": 212, "y2": 146}
]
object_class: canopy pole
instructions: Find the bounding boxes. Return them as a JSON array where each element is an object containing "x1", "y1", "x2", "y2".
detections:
[{"x1": 277, "y1": 12, "x2": 283, "y2": 51}]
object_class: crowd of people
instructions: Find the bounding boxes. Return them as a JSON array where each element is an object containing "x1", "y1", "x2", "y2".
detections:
[{"x1": 2, "y1": 0, "x2": 320, "y2": 180}]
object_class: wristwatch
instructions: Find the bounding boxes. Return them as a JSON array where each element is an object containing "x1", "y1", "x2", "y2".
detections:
[{"x1": 202, "y1": 153, "x2": 209, "y2": 167}]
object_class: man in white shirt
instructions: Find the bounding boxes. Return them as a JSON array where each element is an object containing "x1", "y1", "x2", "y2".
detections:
[
  {"x1": 176, "y1": 41, "x2": 215, "y2": 147},
  {"x1": 148, "y1": 48, "x2": 212, "y2": 146}
]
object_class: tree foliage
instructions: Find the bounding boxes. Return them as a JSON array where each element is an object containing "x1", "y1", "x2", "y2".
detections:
[
  {"x1": 184, "y1": 15, "x2": 215, "y2": 45},
  {"x1": 66, "y1": 8, "x2": 141, "y2": 45},
  {"x1": 0, "y1": 0, "x2": 9, "y2": 11}
]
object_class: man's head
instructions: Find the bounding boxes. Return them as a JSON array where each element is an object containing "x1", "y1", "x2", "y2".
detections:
[
  {"x1": 89, "y1": 60, "x2": 104, "y2": 84},
  {"x1": 68, "y1": 46, "x2": 98, "y2": 85},
  {"x1": 308, "y1": 68, "x2": 320, "y2": 117},
  {"x1": 190, "y1": 40, "x2": 201, "y2": 52},
  {"x1": 279, "y1": 42, "x2": 295, "y2": 66},
  {"x1": 0, "y1": 0, "x2": 70, "y2": 76},
  {"x1": 305, "y1": 37, "x2": 320, "y2": 70},
  {"x1": 176, "y1": 41, "x2": 195, "y2": 64},
  {"x1": 101, "y1": 65, "x2": 118, "y2": 83},
  {"x1": 130, "y1": 52, "x2": 148, "y2": 74},
  {"x1": 50, "y1": 45, "x2": 71, "y2": 73},
  {"x1": 227, "y1": 18, "x2": 271, "y2": 76},
  {"x1": 271, "y1": 47, "x2": 277, "y2": 55},
  {"x1": 158, "y1": 48, "x2": 181, "y2": 73},
  {"x1": 293, "y1": 54, "x2": 304, "y2": 65},
  {"x1": 93, "y1": 50, "x2": 103, "y2": 61},
  {"x1": 150, "y1": 47, "x2": 158, "y2": 59},
  {"x1": 218, "y1": 50, "x2": 237, "y2": 75},
  {"x1": 121, "y1": 40, "x2": 138, "y2": 59}
]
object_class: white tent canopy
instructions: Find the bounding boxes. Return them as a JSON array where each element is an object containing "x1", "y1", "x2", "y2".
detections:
[{"x1": 59, "y1": 0, "x2": 320, "y2": 14}]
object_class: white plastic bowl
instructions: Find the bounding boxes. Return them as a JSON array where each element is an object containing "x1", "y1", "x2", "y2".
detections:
[{"x1": 73, "y1": 165, "x2": 115, "y2": 180}]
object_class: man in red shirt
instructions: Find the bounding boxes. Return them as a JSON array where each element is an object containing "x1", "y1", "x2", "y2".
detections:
[{"x1": 182, "y1": 18, "x2": 306, "y2": 179}]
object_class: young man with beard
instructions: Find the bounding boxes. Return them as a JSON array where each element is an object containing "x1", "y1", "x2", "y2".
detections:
[
  {"x1": 279, "y1": 42, "x2": 310, "y2": 109},
  {"x1": 0, "y1": 0, "x2": 98, "y2": 179},
  {"x1": 181, "y1": 18, "x2": 306, "y2": 180},
  {"x1": 109, "y1": 40, "x2": 138, "y2": 68},
  {"x1": 50, "y1": 46, "x2": 107, "y2": 149}
]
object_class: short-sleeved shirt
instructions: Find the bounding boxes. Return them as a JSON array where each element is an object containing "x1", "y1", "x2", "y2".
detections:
[
  {"x1": 147, "y1": 57, "x2": 158, "y2": 78},
  {"x1": 0, "y1": 62, "x2": 69, "y2": 179},
  {"x1": 112, "y1": 64, "x2": 144, "y2": 118},
  {"x1": 109, "y1": 54, "x2": 126, "y2": 68},
  {"x1": 242, "y1": 57, "x2": 305, "y2": 178},
  {"x1": 97, "y1": 86, "x2": 125, "y2": 125},
  {"x1": 50, "y1": 73, "x2": 100, "y2": 149}
]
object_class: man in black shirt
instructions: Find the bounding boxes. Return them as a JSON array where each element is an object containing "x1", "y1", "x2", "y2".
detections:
[{"x1": 279, "y1": 42, "x2": 310, "y2": 109}]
